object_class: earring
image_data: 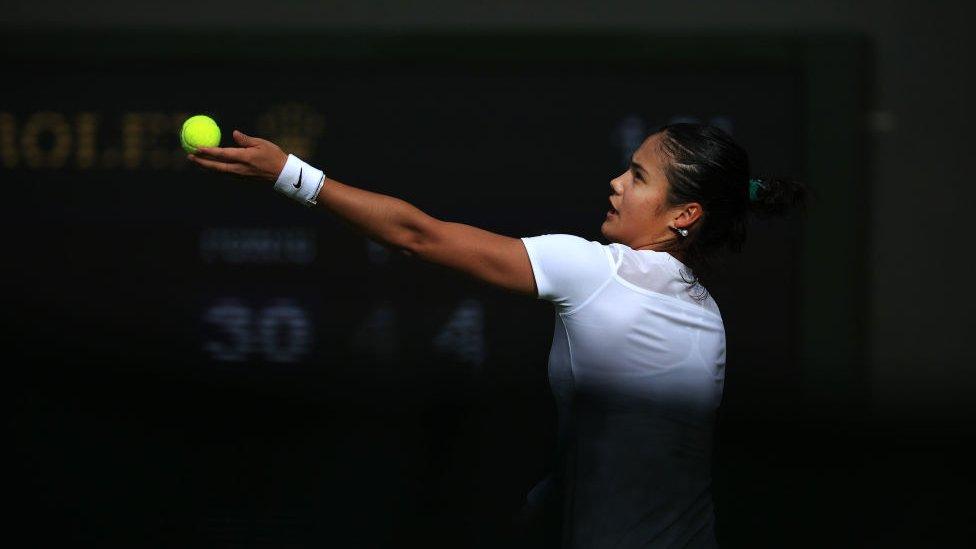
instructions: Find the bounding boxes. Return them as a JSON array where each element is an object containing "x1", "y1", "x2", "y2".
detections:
[{"x1": 671, "y1": 225, "x2": 689, "y2": 237}]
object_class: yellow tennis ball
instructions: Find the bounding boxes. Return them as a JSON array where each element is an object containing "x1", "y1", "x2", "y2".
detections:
[{"x1": 180, "y1": 114, "x2": 221, "y2": 154}]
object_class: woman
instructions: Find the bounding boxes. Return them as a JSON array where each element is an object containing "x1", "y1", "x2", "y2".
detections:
[{"x1": 189, "y1": 123, "x2": 807, "y2": 547}]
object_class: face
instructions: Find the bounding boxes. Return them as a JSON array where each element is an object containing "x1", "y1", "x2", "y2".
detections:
[{"x1": 601, "y1": 132, "x2": 700, "y2": 251}]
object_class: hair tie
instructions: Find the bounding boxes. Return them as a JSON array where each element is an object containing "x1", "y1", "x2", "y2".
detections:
[{"x1": 748, "y1": 178, "x2": 766, "y2": 202}]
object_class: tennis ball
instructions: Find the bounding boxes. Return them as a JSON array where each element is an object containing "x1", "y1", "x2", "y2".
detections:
[{"x1": 180, "y1": 114, "x2": 221, "y2": 154}]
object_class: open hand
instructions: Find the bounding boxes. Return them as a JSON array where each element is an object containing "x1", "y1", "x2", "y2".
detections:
[{"x1": 187, "y1": 130, "x2": 288, "y2": 184}]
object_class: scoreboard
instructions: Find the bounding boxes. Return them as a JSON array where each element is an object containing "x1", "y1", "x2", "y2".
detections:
[{"x1": 5, "y1": 31, "x2": 866, "y2": 545}]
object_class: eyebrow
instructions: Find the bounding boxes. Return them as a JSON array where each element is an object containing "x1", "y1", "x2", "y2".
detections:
[{"x1": 630, "y1": 158, "x2": 649, "y2": 178}]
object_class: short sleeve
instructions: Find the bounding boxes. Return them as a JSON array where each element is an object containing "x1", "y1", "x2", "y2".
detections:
[{"x1": 520, "y1": 233, "x2": 615, "y2": 312}]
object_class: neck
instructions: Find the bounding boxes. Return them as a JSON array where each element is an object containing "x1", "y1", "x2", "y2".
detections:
[{"x1": 633, "y1": 233, "x2": 679, "y2": 253}]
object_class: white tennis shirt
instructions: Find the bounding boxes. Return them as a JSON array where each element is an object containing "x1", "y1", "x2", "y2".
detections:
[{"x1": 520, "y1": 233, "x2": 726, "y2": 548}]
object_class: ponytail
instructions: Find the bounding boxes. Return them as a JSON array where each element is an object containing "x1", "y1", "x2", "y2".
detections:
[{"x1": 747, "y1": 176, "x2": 810, "y2": 220}]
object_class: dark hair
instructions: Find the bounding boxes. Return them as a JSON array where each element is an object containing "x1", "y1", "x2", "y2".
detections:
[{"x1": 652, "y1": 123, "x2": 810, "y2": 300}]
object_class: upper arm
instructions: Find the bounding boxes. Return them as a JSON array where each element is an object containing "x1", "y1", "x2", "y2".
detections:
[{"x1": 410, "y1": 219, "x2": 538, "y2": 297}]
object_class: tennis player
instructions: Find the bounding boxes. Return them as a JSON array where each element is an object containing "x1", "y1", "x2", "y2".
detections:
[{"x1": 189, "y1": 122, "x2": 807, "y2": 548}]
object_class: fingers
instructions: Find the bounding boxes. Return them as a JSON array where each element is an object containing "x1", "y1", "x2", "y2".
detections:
[
  {"x1": 195, "y1": 146, "x2": 249, "y2": 162},
  {"x1": 187, "y1": 153, "x2": 248, "y2": 176},
  {"x1": 233, "y1": 129, "x2": 261, "y2": 147}
]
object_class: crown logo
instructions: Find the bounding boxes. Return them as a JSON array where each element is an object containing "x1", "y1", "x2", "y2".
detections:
[{"x1": 256, "y1": 102, "x2": 325, "y2": 159}]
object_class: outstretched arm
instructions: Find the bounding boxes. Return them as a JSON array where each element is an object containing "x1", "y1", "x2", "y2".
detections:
[
  {"x1": 189, "y1": 130, "x2": 432, "y2": 254},
  {"x1": 188, "y1": 130, "x2": 537, "y2": 297}
]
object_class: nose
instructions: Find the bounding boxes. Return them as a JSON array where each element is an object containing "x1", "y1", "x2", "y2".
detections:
[{"x1": 609, "y1": 176, "x2": 623, "y2": 196}]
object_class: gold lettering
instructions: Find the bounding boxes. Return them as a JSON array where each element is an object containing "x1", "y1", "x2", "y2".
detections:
[
  {"x1": 76, "y1": 112, "x2": 98, "y2": 170},
  {"x1": 143, "y1": 112, "x2": 172, "y2": 170},
  {"x1": 122, "y1": 113, "x2": 143, "y2": 170},
  {"x1": 0, "y1": 112, "x2": 17, "y2": 169},
  {"x1": 22, "y1": 111, "x2": 72, "y2": 169}
]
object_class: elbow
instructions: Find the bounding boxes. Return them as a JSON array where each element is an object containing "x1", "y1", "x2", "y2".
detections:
[
  {"x1": 400, "y1": 214, "x2": 437, "y2": 258},
  {"x1": 395, "y1": 230, "x2": 423, "y2": 258}
]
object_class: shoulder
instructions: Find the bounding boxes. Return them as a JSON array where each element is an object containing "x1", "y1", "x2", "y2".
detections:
[
  {"x1": 520, "y1": 233, "x2": 606, "y2": 249},
  {"x1": 519, "y1": 234, "x2": 614, "y2": 305},
  {"x1": 521, "y1": 233, "x2": 607, "y2": 260}
]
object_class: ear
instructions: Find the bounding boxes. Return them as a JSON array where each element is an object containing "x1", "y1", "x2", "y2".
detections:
[{"x1": 673, "y1": 202, "x2": 703, "y2": 229}]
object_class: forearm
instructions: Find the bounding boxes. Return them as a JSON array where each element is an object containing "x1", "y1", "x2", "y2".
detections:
[
  {"x1": 186, "y1": 139, "x2": 432, "y2": 251},
  {"x1": 314, "y1": 177, "x2": 434, "y2": 252}
]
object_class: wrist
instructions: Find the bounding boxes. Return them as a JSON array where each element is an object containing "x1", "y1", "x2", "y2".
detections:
[
  {"x1": 273, "y1": 154, "x2": 326, "y2": 207},
  {"x1": 271, "y1": 151, "x2": 288, "y2": 182}
]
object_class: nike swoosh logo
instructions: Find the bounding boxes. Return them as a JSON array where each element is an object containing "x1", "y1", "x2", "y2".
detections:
[{"x1": 294, "y1": 167, "x2": 303, "y2": 189}]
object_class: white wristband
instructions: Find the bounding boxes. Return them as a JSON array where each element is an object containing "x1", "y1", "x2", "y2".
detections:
[{"x1": 273, "y1": 154, "x2": 326, "y2": 207}]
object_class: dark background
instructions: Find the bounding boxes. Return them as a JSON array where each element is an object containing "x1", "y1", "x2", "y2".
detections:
[{"x1": 5, "y1": 2, "x2": 975, "y2": 547}]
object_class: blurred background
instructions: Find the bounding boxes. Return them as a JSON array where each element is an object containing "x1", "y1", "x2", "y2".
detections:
[{"x1": 4, "y1": 1, "x2": 974, "y2": 547}]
